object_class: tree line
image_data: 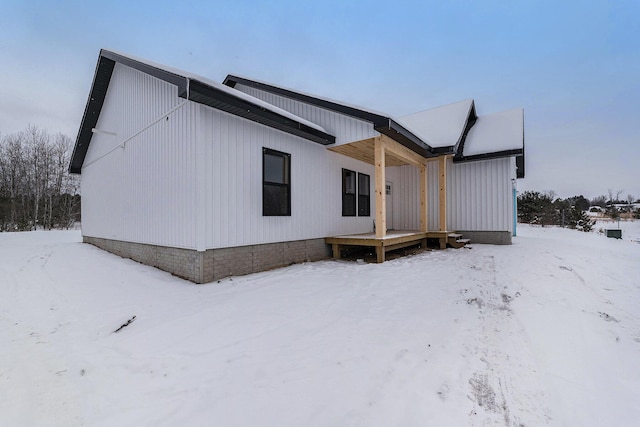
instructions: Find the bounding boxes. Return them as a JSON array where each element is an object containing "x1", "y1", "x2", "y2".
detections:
[
  {"x1": 517, "y1": 190, "x2": 640, "y2": 232},
  {"x1": 0, "y1": 126, "x2": 80, "y2": 231}
]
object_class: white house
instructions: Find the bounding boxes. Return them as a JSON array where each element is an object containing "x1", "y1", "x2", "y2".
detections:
[{"x1": 69, "y1": 49, "x2": 525, "y2": 283}]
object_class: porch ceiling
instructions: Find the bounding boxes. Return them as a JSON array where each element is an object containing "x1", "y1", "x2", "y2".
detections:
[{"x1": 327, "y1": 137, "x2": 410, "y2": 167}]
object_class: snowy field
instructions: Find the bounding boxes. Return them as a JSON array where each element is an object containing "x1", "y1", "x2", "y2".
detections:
[{"x1": 1, "y1": 224, "x2": 639, "y2": 426}]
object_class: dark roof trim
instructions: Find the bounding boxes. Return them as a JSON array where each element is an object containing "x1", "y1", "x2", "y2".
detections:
[
  {"x1": 69, "y1": 53, "x2": 116, "y2": 174},
  {"x1": 375, "y1": 118, "x2": 433, "y2": 158},
  {"x1": 453, "y1": 148, "x2": 524, "y2": 163},
  {"x1": 224, "y1": 74, "x2": 435, "y2": 158},
  {"x1": 189, "y1": 80, "x2": 335, "y2": 145},
  {"x1": 452, "y1": 102, "x2": 477, "y2": 157},
  {"x1": 516, "y1": 154, "x2": 525, "y2": 179},
  {"x1": 70, "y1": 50, "x2": 335, "y2": 174}
]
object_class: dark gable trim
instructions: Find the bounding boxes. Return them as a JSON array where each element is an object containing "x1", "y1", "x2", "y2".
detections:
[
  {"x1": 452, "y1": 101, "x2": 477, "y2": 158},
  {"x1": 69, "y1": 54, "x2": 116, "y2": 174},
  {"x1": 224, "y1": 75, "x2": 435, "y2": 158},
  {"x1": 69, "y1": 51, "x2": 335, "y2": 174},
  {"x1": 189, "y1": 80, "x2": 334, "y2": 146}
]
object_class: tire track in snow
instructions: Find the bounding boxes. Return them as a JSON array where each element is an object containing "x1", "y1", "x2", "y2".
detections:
[{"x1": 466, "y1": 255, "x2": 552, "y2": 426}]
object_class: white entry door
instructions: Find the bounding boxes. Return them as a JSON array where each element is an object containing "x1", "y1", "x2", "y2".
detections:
[{"x1": 385, "y1": 180, "x2": 393, "y2": 230}]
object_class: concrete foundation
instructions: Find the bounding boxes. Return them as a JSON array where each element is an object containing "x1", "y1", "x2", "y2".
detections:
[
  {"x1": 457, "y1": 230, "x2": 512, "y2": 245},
  {"x1": 83, "y1": 236, "x2": 331, "y2": 284}
]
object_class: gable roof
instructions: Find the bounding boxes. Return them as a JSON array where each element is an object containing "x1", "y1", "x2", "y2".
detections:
[
  {"x1": 224, "y1": 75, "x2": 525, "y2": 177},
  {"x1": 69, "y1": 50, "x2": 336, "y2": 174},
  {"x1": 223, "y1": 75, "x2": 434, "y2": 158},
  {"x1": 397, "y1": 99, "x2": 476, "y2": 150},
  {"x1": 460, "y1": 108, "x2": 524, "y2": 158}
]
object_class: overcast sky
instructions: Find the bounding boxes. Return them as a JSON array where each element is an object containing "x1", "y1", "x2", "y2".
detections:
[{"x1": 1, "y1": 0, "x2": 638, "y2": 199}]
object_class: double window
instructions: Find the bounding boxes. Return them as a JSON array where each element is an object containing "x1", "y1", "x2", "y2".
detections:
[
  {"x1": 263, "y1": 148, "x2": 291, "y2": 216},
  {"x1": 342, "y1": 168, "x2": 370, "y2": 217}
]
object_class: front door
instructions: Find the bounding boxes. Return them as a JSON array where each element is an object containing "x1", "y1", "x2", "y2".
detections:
[{"x1": 385, "y1": 181, "x2": 393, "y2": 230}]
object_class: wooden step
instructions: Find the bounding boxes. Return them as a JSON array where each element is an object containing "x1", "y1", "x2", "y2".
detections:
[{"x1": 447, "y1": 234, "x2": 470, "y2": 249}]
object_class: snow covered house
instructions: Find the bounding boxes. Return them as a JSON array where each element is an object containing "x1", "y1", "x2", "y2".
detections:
[{"x1": 69, "y1": 49, "x2": 525, "y2": 283}]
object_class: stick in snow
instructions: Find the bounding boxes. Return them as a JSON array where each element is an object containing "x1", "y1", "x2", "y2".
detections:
[{"x1": 114, "y1": 315, "x2": 136, "y2": 333}]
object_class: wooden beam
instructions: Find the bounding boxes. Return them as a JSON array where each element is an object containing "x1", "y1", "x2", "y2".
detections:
[
  {"x1": 438, "y1": 155, "x2": 447, "y2": 231},
  {"x1": 327, "y1": 138, "x2": 408, "y2": 167},
  {"x1": 419, "y1": 164, "x2": 428, "y2": 232},
  {"x1": 374, "y1": 136, "x2": 386, "y2": 238},
  {"x1": 379, "y1": 134, "x2": 425, "y2": 168}
]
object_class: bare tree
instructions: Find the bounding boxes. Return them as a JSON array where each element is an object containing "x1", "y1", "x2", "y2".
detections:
[{"x1": 0, "y1": 126, "x2": 80, "y2": 231}]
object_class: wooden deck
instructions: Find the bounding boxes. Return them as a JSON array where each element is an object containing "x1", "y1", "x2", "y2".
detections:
[{"x1": 326, "y1": 230, "x2": 459, "y2": 263}]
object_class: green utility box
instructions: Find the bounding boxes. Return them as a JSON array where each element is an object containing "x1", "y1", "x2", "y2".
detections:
[{"x1": 605, "y1": 229, "x2": 622, "y2": 239}]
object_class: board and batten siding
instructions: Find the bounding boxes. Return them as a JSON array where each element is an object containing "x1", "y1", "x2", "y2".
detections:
[
  {"x1": 233, "y1": 84, "x2": 379, "y2": 145},
  {"x1": 199, "y1": 104, "x2": 375, "y2": 249},
  {"x1": 385, "y1": 157, "x2": 515, "y2": 233},
  {"x1": 81, "y1": 63, "x2": 199, "y2": 249}
]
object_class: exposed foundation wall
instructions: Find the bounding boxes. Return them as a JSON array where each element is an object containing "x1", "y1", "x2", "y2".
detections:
[
  {"x1": 457, "y1": 230, "x2": 512, "y2": 245},
  {"x1": 84, "y1": 236, "x2": 331, "y2": 284}
]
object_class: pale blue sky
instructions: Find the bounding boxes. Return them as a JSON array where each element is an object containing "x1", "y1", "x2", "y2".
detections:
[{"x1": 1, "y1": 0, "x2": 638, "y2": 199}]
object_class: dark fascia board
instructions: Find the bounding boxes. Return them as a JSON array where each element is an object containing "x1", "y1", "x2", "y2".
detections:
[
  {"x1": 453, "y1": 148, "x2": 525, "y2": 164},
  {"x1": 516, "y1": 154, "x2": 525, "y2": 179},
  {"x1": 189, "y1": 80, "x2": 335, "y2": 145},
  {"x1": 69, "y1": 53, "x2": 116, "y2": 174},
  {"x1": 69, "y1": 51, "x2": 335, "y2": 174},
  {"x1": 452, "y1": 101, "x2": 477, "y2": 157},
  {"x1": 224, "y1": 74, "x2": 435, "y2": 157}
]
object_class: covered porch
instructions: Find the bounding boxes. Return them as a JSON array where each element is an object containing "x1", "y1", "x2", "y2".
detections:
[{"x1": 325, "y1": 134, "x2": 462, "y2": 262}]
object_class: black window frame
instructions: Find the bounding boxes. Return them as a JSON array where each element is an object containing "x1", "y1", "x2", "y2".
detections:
[
  {"x1": 342, "y1": 168, "x2": 357, "y2": 216},
  {"x1": 262, "y1": 148, "x2": 291, "y2": 216},
  {"x1": 357, "y1": 172, "x2": 370, "y2": 217}
]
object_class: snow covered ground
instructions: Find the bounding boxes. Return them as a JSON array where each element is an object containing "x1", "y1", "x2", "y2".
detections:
[{"x1": 1, "y1": 224, "x2": 639, "y2": 426}]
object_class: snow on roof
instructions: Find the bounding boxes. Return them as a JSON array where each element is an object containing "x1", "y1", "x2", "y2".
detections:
[
  {"x1": 103, "y1": 50, "x2": 328, "y2": 134},
  {"x1": 227, "y1": 74, "x2": 391, "y2": 119},
  {"x1": 462, "y1": 108, "x2": 524, "y2": 157},
  {"x1": 396, "y1": 99, "x2": 474, "y2": 149}
]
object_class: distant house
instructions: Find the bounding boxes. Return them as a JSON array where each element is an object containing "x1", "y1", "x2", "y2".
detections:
[{"x1": 69, "y1": 49, "x2": 525, "y2": 283}]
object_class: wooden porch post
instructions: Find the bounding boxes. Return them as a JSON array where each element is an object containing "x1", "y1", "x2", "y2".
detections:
[
  {"x1": 374, "y1": 136, "x2": 386, "y2": 238},
  {"x1": 438, "y1": 155, "x2": 447, "y2": 231},
  {"x1": 419, "y1": 164, "x2": 428, "y2": 232}
]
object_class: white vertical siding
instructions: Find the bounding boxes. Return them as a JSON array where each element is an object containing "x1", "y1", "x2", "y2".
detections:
[
  {"x1": 233, "y1": 84, "x2": 379, "y2": 145},
  {"x1": 385, "y1": 166, "x2": 420, "y2": 230},
  {"x1": 422, "y1": 158, "x2": 514, "y2": 232},
  {"x1": 199, "y1": 104, "x2": 376, "y2": 249},
  {"x1": 385, "y1": 158, "x2": 515, "y2": 233},
  {"x1": 81, "y1": 64, "x2": 516, "y2": 251},
  {"x1": 81, "y1": 63, "x2": 198, "y2": 249},
  {"x1": 447, "y1": 157, "x2": 514, "y2": 233}
]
